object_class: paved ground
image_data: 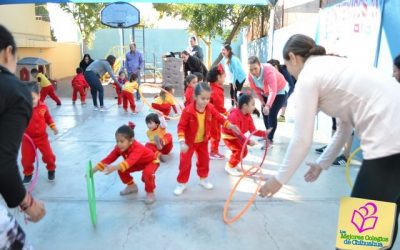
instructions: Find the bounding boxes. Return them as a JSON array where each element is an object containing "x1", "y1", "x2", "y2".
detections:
[{"x1": 3, "y1": 81, "x2": 399, "y2": 250}]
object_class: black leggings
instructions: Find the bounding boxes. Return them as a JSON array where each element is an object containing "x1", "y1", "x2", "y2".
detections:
[
  {"x1": 351, "y1": 153, "x2": 400, "y2": 249},
  {"x1": 230, "y1": 79, "x2": 245, "y2": 106},
  {"x1": 84, "y1": 71, "x2": 104, "y2": 107},
  {"x1": 262, "y1": 94, "x2": 287, "y2": 141}
]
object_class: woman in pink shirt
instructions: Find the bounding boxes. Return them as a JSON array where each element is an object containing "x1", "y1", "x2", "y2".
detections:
[{"x1": 247, "y1": 56, "x2": 288, "y2": 143}]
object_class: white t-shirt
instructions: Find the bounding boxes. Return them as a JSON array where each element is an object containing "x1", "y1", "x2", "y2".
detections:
[{"x1": 276, "y1": 56, "x2": 400, "y2": 184}]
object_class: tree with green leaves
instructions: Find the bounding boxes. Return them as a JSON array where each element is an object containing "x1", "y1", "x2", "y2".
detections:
[
  {"x1": 59, "y1": 3, "x2": 105, "y2": 51},
  {"x1": 153, "y1": 4, "x2": 270, "y2": 67}
]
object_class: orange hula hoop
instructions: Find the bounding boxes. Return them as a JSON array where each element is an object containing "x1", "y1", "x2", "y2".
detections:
[
  {"x1": 223, "y1": 130, "x2": 269, "y2": 224},
  {"x1": 138, "y1": 83, "x2": 183, "y2": 120}
]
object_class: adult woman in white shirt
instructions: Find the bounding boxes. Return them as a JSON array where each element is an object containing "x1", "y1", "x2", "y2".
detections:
[{"x1": 259, "y1": 34, "x2": 400, "y2": 249}]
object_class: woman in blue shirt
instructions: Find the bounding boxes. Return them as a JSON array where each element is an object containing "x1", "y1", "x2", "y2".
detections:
[{"x1": 222, "y1": 44, "x2": 246, "y2": 107}]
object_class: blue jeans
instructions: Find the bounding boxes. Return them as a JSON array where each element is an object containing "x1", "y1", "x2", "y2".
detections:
[
  {"x1": 262, "y1": 94, "x2": 287, "y2": 141},
  {"x1": 84, "y1": 71, "x2": 104, "y2": 107}
]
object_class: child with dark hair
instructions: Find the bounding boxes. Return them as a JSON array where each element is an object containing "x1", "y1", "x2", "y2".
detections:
[
  {"x1": 92, "y1": 122, "x2": 159, "y2": 204},
  {"x1": 31, "y1": 68, "x2": 61, "y2": 106},
  {"x1": 222, "y1": 93, "x2": 267, "y2": 176},
  {"x1": 207, "y1": 64, "x2": 228, "y2": 160},
  {"x1": 174, "y1": 82, "x2": 240, "y2": 195},
  {"x1": 21, "y1": 82, "x2": 59, "y2": 183},
  {"x1": 71, "y1": 67, "x2": 89, "y2": 105},
  {"x1": 192, "y1": 72, "x2": 203, "y2": 82},
  {"x1": 115, "y1": 71, "x2": 127, "y2": 107},
  {"x1": 184, "y1": 74, "x2": 198, "y2": 106},
  {"x1": 151, "y1": 85, "x2": 178, "y2": 117},
  {"x1": 122, "y1": 73, "x2": 138, "y2": 114},
  {"x1": 145, "y1": 112, "x2": 173, "y2": 162}
]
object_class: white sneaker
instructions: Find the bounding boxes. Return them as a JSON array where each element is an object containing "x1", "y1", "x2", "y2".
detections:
[
  {"x1": 93, "y1": 106, "x2": 99, "y2": 111},
  {"x1": 173, "y1": 183, "x2": 187, "y2": 196},
  {"x1": 99, "y1": 106, "x2": 106, "y2": 112},
  {"x1": 224, "y1": 165, "x2": 242, "y2": 176},
  {"x1": 199, "y1": 178, "x2": 213, "y2": 190}
]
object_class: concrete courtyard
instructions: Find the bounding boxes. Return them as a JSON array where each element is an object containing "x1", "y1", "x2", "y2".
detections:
[{"x1": 4, "y1": 83, "x2": 399, "y2": 250}]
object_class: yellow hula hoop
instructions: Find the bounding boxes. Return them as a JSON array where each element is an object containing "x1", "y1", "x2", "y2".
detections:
[
  {"x1": 345, "y1": 147, "x2": 361, "y2": 189},
  {"x1": 138, "y1": 83, "x2": 183, "y2": 120}
]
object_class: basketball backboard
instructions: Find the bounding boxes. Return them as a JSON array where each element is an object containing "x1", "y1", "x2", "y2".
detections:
[{"x1": 100, "y1": 2, "x2": 140, "y2": 28}]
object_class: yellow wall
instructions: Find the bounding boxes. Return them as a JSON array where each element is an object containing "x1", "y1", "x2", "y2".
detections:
[
  {"x1": 18, "y1": 42, "x2": 81, "y2": 79},
  {"x1": 0, "y1": 4, "x2": 52, "y2": 43},
  {"x1": 0, "y1": 4, "x2": 81, "y2": 79}
]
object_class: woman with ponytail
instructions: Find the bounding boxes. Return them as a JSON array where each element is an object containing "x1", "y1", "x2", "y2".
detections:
[
  {"x1": 91, "y1": 121, "x2": 160, "y2": 204},
  {"x1": 259, "y1": 34, "x2": 400, "y2": 249}
]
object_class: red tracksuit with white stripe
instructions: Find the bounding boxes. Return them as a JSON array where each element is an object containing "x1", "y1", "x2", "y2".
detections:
[
  {"x1": 145, "y1": 116, "x2": 173, "y2": 157},
  {"x1": 222, "y1": 108, "x2": 266, "y2": 168},
  {"x1": 71, "y1": 73, "x2": 89, "y2": 103},
  {"x1": 21, "y1": 101, "x2": 57, "y2": 176},
  {"x1": 177, "y1": 102, "x2": 231, "y2": 183},
  {"x1": 210, "y1": 83, "x2": 227, "y2": 154},
  {"x1": 96, "y1": 141, "x2": 159, "y2": 193}
]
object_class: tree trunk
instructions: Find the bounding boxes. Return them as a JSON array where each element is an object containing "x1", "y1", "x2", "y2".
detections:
[
  {"x1": 211, "y1": 13, "x2": 247, "y2": 68},
  {"x1": 200, "y1": 36, "x2": 212, "y2": 69}
]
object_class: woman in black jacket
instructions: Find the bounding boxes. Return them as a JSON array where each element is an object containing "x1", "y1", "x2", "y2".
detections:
[
  {"x1": 79, "y1": 53, "x2": 94, "y2": 72},
  {"x1": 0, "y1": 25, "x2": 45, "y2": 249},
  {"x1": 181, "y1": 50, "x2": 208, "y2": 80}
]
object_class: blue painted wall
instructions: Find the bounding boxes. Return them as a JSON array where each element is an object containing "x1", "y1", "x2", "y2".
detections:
[
  {"x1": 247, "y1": 36, "x2": 268, "y2": 63},
  {"x1": 88, "y1": 28, "x2": 243, "y2": 69}
]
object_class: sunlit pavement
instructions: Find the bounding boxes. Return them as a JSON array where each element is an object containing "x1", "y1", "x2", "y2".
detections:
[{"x1": 7, "y1": 83, "x2": 399, "y2": 250}]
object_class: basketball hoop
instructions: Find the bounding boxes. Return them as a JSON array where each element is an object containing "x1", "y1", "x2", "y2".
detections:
[{"x1": 100, "y1": 2, "x2": 140, "y2": 28}]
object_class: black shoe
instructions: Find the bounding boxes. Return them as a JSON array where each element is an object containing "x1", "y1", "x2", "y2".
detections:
[
  {"x1": 48, "y1": 171, "x2": 55, "y2": 181},
  {"x1": 23, "y1": 175, "x2": 32, "y2": 184},
  {"x1": 315, "y1": 145, "x2": 327, "y2": 154},
  {"x1": 333, "y1": 155, "x2": 348, "y2": 166}
]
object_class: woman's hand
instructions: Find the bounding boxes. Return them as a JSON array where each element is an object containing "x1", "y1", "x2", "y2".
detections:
[
  {"x1": 21, "y1": 193, "x2": 46, "y2": 222},
  {"x1": 262, "y1": 105, "x2": 270, "y2": 116},
  {"x1": 259, "y1": 176, "x2": 283, "y2": 198},
  {"x1": 304, "y1": 162, "x2": 323, "y2": 182}
]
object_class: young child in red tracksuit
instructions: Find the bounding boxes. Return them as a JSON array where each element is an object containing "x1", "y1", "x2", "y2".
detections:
[
  {"x1": 71, "y1": 67, "x2": 89, "y2": 105},
  {"x1": 115, "y1": 71, "x2": 127, "y2": 107},
  {"x1": 222, "y1": 93, "x2": 267, "y2": 176},
  {"x1": 31, "y1": 68, "x2": 61, "y2": 106},
  {"x1": 122, "y1": 73, "x2": 139, "y2": 114},
  {"x1": 145, "y1": 112, "x2": 173, "y2": 162},
  {"x1": 151, "y1": 85, "x2": 178, "y2": 117},
  {"x1": 92, "y1": 122, "x2": 159, "y2": 204},
  {"x1": 173, "y1": 82, "x2": 241, "y2": 196},
  {"x1": 21, "y1": 83, "x2": 58, "y2": 183},
  {"x1": 183, "y1": 74, "x2": 198, "y2": 107},
  {"x1": 208, "y1": 64, "x2": 228, "y2": 160}
]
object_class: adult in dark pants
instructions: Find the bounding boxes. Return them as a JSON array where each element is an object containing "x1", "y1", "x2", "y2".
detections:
[
  {"x1": 247, "y1": 56, "x2": 288, "y2": 144},
  {"x1": 126, "y1": 43, "x2": 144, "y2": 100},
  {"x1": 267, "y1": 59, "x2": 296, "y2": 122},
  {"x1": 222, "y1": 44, "x2": 246, "y2": 107},
  {"x1": 259, "y1": 34, "x2": 400, "y2": 249},
  {"x1": 181, "y1": 50, "x2": 208, "y2": 80},
  {"x1": 189, "y1": 36, "x2": 204, "y2": 61},
  {"x1": 84, "y1": 55, "x2": 120, "y2": 111},
  {"x1": 0, "y1": 24, "x2": 45, "y2": 249}
]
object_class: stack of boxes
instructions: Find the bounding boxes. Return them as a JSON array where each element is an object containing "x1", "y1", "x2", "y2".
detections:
[{"x1": 162, "y1": 56, "x2": 185, "y2": 92}]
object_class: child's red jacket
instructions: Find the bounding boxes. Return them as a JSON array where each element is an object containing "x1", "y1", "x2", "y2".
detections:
[
  {"x1": 25, "y1": 101, "x2": 56, "y2": 138},
  {"x1": 184, "y1": 85, "x2": 194, "y2": 107},
  {"x1": 210, "y1": 83, "x2": 227, "y2": 115},
  {"x1": 71, "y1": 73, "x2": 89, "y2": 89},
  {"x1": 222, "y1": 108, "x2": 266, "y2": 141},
  {"x1": 96, "y1": 140, "x2": 159, "y2": 172},
  {"x1": 177, "y1": 102, "x2": 230, "y2": 146}
]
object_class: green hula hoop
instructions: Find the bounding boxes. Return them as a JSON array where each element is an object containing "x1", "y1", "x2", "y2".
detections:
[
  {"x1": 86, "y1": 160, "x2": 97, "y2": 226},
  {"x1": 345, "y1": 147, "x2": 361, "y2": 189}
]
